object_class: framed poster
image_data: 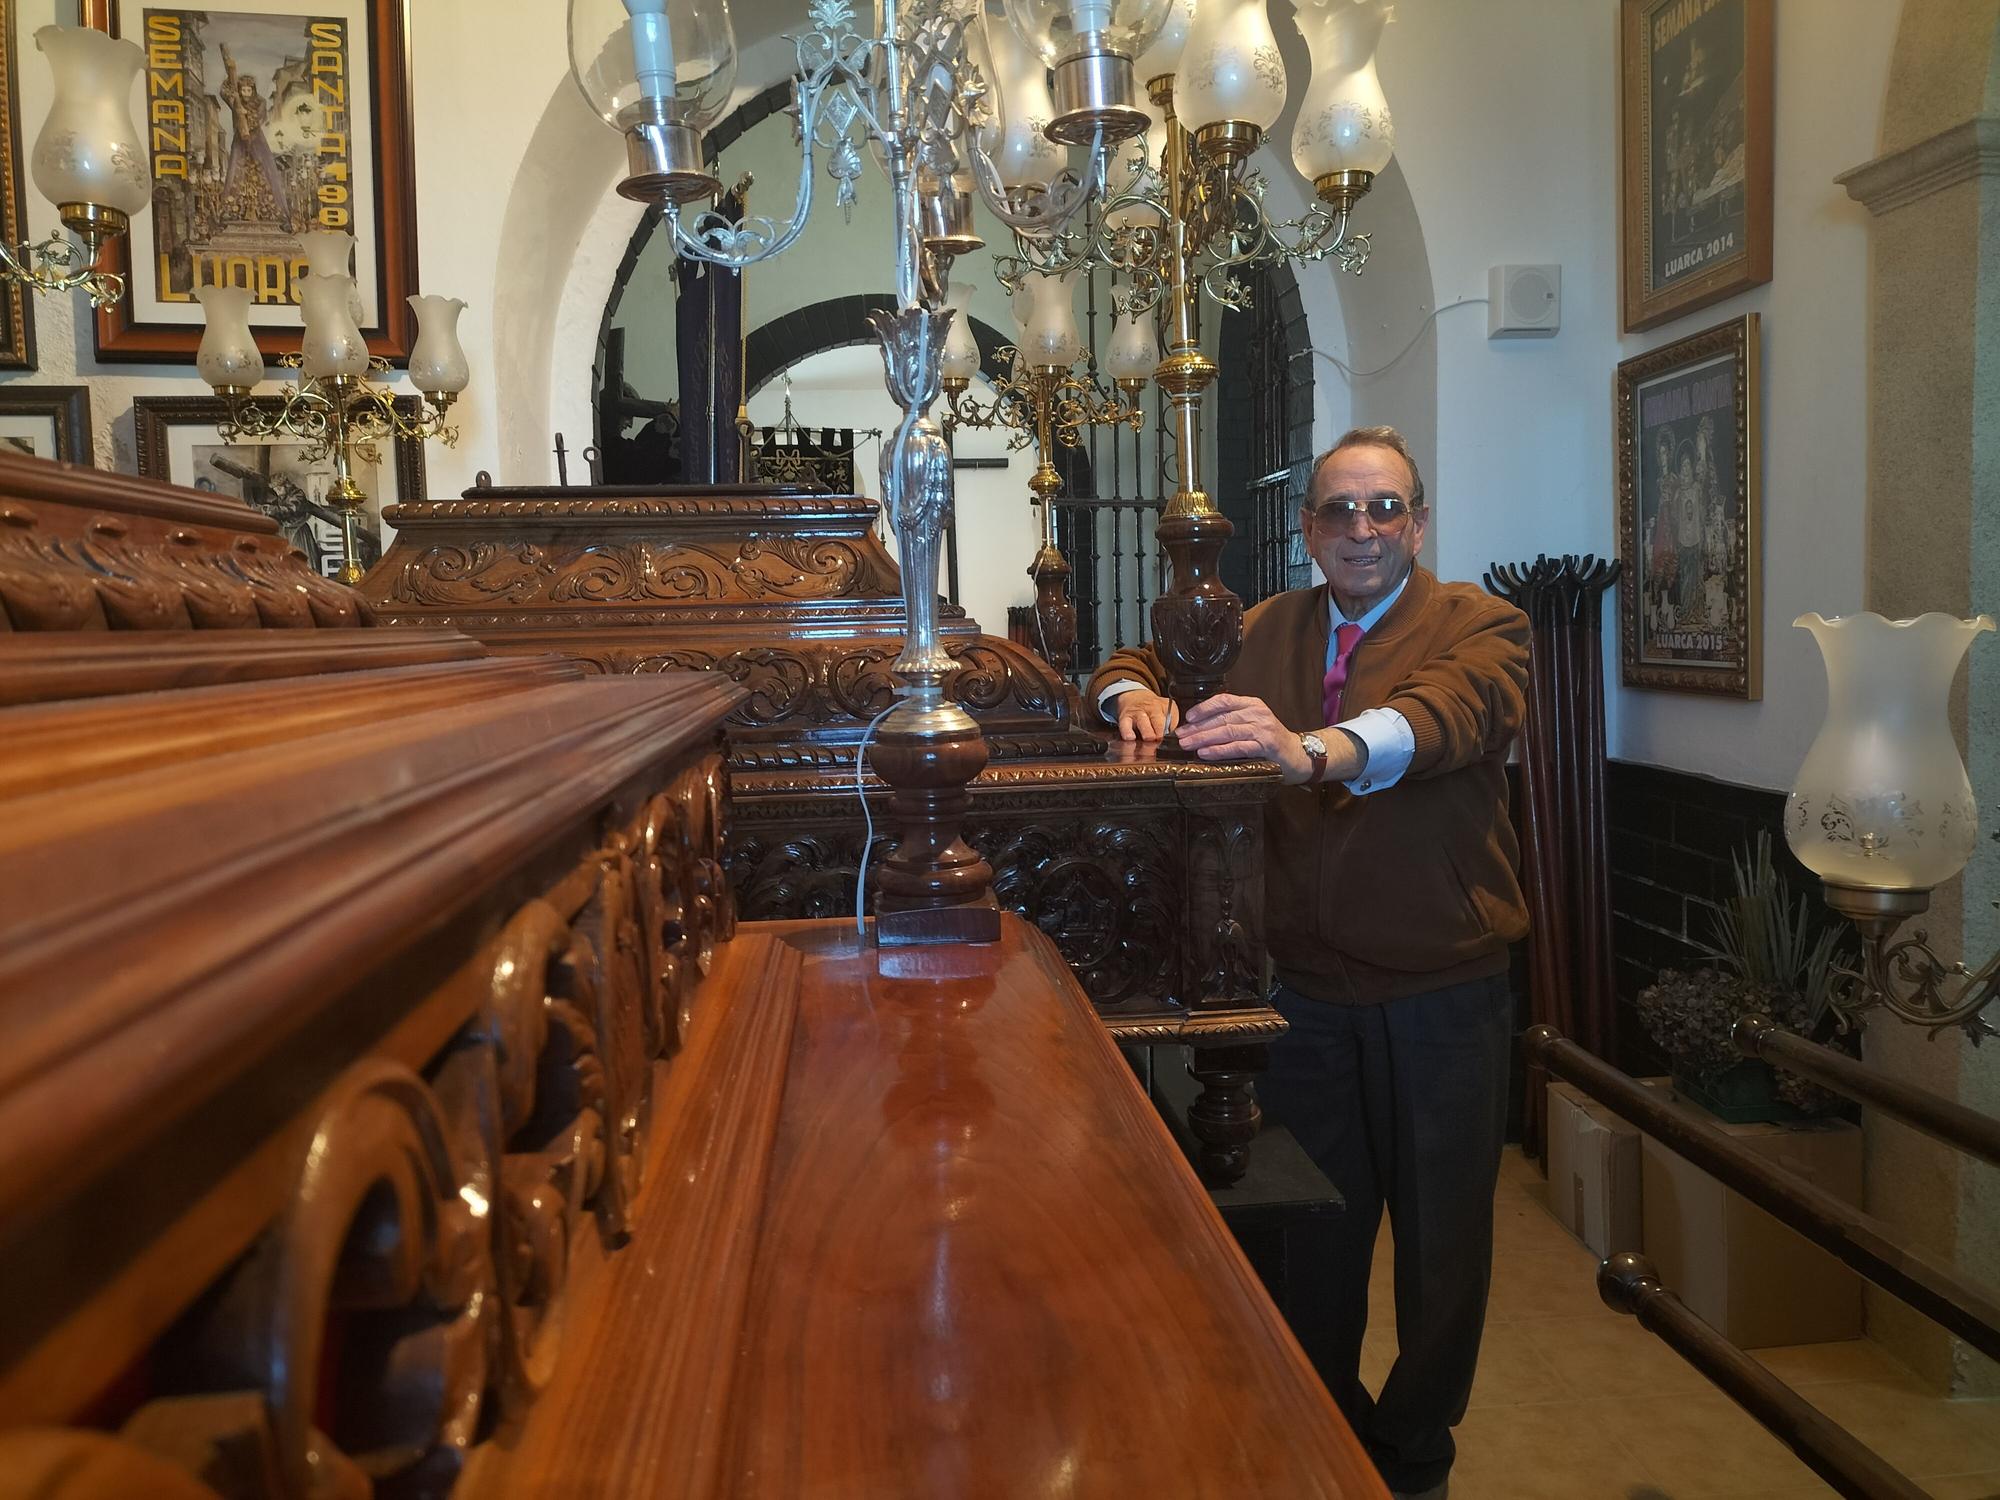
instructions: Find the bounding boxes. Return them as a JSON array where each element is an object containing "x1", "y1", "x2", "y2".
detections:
[
  {"x1": 0, "y1": 1, "x2": 35, "y2": 368},
  {"x1": 1619, "y1": 0, "x2": 1773, "y2": 333},
  {"x1": 85, "y1": 0, "x2": 418, "y2": 365},
  {"x1": 1616, "y1": 313, "x2": 1760, "y2": 699},
  {"x1": 0, "y1": 385, "x2": 91, "y2": 463},
  {"x1": 132, "y1": 393, "x2": 425, "y2": 578}
]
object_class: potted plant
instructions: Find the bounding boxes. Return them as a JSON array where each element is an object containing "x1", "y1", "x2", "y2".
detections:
[{"x1": 1637, "y1": 832, "x2": 1856, "y2": 1124}]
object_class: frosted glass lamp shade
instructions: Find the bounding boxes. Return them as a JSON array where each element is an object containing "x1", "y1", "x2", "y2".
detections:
[
  {"x1": 299, "y1": 272, "x2": 369, "y2": 379},
  {"x1": 1173, "y1": 0, "x2": 1288, "y2": 136},
  {"x1": 568, "y1": 0, "x2": 736, "y2": 132},
  {"x1": 1001, "y1": 0, "x2": 1173, "y2": 66},
  {"x1": 194, "y1": 284, "x2": 263, "y2": 391},
  {"x1": 1786, "y1": 612, "x2": 1995, "y2": 893},
  {"x1": 1133, "y1": 0, "x2": 1194, "y2": 87},
  {"x1": 31, "y1": 26, "x2": 149, "y2": 218},
  {"x1": 408, "y1": 294, "x2": 471, "y2": 395},
  {"x1": 941, "y1": 282, "x2": 982, "y2": 383},
  {"x1": 1291, "y1": 0, "x2": 1394, "y2": 184},
  {"x1": 1105, "y1": 307, "x2": 1155, "y2": 384},
  {"x1": 1020, "y1": 272, "x2": 1082, "y2": 370},
  {"x1": 297, "y1": 229, "x2": 365, "y2": 322},
  {"x1": 988, "y1": 12, "x2": 1065, "y2": 191}
]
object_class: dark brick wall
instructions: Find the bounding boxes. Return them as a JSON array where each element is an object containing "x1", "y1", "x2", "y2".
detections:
[{"x1": 1606, "y1": 759, "x2": 1811, "y2": 1074}]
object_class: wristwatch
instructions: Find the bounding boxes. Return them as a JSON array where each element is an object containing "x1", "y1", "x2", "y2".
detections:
[{"x1": 1299, "y1": 731, "x2": 1329, "y2": 785}]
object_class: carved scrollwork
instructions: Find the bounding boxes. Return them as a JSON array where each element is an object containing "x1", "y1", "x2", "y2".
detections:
[
  {"x1": 385, "y1": 538, "x2": 899, "y2": 612},
  {"x1": 0, "y1": 499, "x2": 368, "y2": 635},
  {"x1": 171, "y1": 1059, "x2": 495, "y2": 1500}
]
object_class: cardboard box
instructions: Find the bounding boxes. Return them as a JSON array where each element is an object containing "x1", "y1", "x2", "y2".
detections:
[
  {"x1": 1546, "y1": 1079, "x2": 1644, "y2": 1259},
  {"x1": 1640, "y1": 1083, "x2": 1864, "y2": 1348}
]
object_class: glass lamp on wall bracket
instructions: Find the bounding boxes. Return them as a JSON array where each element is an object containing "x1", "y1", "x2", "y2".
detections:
[
  {"x1": 194, "y1": 232, "x2": 470, "y2": 587},
  {"x1": 2, "y1": 26, "x2": 151, "y2": 308},
  {"x1": 1787, "y1": 610, "x2": 2000, "y2": 1038}
]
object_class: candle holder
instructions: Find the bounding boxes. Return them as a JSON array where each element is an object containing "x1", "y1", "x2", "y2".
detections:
[
  {"x1": 987, "y1": 0, "x2": 1397, "y2": 720},
  {"x1": 211, "y1": 361, "x2": 459, "y2": 586},
  {"x1": 569, "y1": 0, "x2": 1170, "y2": 942},
  {"x1": 195, "y1": 234, "x2": 468, "y2": 586}
]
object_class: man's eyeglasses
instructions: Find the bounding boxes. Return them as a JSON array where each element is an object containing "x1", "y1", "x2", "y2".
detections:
[{"x1": 1311, "y1": 497, "x2": 1421, "y2": 533}]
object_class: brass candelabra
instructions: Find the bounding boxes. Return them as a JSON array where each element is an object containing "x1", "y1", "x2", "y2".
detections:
[
  {"x1": 941, "y1": 351, "x2": 1144, "y2": 672},
  {"x1": 213, "y1": 359, "x2": 458, "y2": 586}
]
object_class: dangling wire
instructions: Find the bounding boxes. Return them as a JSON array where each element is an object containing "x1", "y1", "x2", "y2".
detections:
[{"x1": 852, "y1": 699, "x2": 901, "y2": 936}]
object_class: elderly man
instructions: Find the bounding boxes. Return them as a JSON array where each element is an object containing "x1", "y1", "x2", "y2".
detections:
[{"x1": 1087, "y1": 426, "x2": 1529, "y2": 1500}]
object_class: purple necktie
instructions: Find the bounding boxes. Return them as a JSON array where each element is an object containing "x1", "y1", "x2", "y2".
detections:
[{"x1": 1323, "y1": 622, "x2": 1364, "y2": 725}]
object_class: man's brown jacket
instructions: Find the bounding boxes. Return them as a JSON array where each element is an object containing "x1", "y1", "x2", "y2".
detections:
[{"x1": 1086, "y1": 567, "x2": 1531, "y2": 1004}]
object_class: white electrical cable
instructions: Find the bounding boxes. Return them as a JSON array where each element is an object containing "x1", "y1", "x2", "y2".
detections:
[
  {"x1": 1313, "y1": 298, "x2": 1489, "y2": 383},
  {"x1": 852, "y1": 698, "x2": 901, "y2": 936}
]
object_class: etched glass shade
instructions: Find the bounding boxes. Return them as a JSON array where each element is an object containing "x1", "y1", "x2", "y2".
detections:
[
  {"x1": 1001, "y1": 0, "x2": 1173, "y2": 67},
  {"x1": 1132, "y1": 0, "x2": 1194, "y2": 86},
  {"x1": 1019, "y1": 271, "x2": 1082, "y2": 370},
  {"x1": 194, "y1": 285, "x2": 263, "y2": 390},
  {"x1": 1787, "y1": 612, "x2": 1995, "y2": 892},
  {"x1": 298, "y1": 272, "x2": 370, "y2": 379},
  {"x1": 568, "y1": 0, "x2": 736, "y2": 132},
  {"x1": 1291, "y1": 0, "x2": 1394, "y2": 182},
  {"x1": 408, "y1": 295, "x2": 471, "y2": 395},
  {"x1": 31, "y1": 25, "x2": 148, "y2": 215},
  {"x1": 941, "y1": 281, "x2": 982, "y2": 382},
  {"x1": 1104, "y1": 306, "x2": 1155, "y2": 383},
  {"x1": 298, "y1": 229, "x2": 365, "y2": 322},
  {"x1": 989, "y1": 8, "x2": 1065, "y2": 190},
  {"x1": 1173, "y1": 0, "x2": 1287, "y2": 135}
]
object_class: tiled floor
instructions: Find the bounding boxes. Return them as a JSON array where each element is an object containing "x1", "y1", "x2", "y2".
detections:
[{"x1": 1358, "y1": 1148, "x2": 2000, "y2": 1499}]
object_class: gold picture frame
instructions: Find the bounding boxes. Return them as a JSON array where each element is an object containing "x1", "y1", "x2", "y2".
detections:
[
  {"x1": 1616, "y1": 313, "x2": 1761, "y2": 699},
  {"x1": 1619, "y1": 0, "x2": 1773, "y2": 333}
]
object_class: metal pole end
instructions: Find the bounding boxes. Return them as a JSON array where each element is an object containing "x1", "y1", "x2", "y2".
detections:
[
  {"x1": 1732, "y1": 1013, "x2": 1777, "y2": 1058},
  {"x1": 1597, "y1": 1252, "x2": 1663, "y2": 1316},
  {"x1": 1523, "y1": 1023, "x2": 1562, "y2": 1060}
]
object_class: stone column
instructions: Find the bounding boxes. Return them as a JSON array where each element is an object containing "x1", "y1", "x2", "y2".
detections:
[{"x1": 1839, "y1": 7, "x2": 2000, "y2": 1391}]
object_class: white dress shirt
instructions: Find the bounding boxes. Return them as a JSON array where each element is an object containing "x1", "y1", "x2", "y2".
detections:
[{"x1": 1096, "y1": 572, "x2": 1417, "y2": 796}]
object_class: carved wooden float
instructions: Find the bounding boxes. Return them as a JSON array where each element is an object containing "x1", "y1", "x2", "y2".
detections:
[
  {"x1": 362, "y1": 483, "x2": 1286, "y2": 1182},
  {"x1": 0, "y1": 456, "x2": 1382, "y2": 1498}
]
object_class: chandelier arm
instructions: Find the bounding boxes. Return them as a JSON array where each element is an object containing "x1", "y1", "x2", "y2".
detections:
[{"x1": 665, "y1": 13, "x2": 889, "y2": 270}]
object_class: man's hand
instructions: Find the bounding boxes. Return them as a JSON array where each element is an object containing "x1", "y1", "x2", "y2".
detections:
[
  {"x1": 1179, "y1": 694, "x2": 1364, "y2": 786},
  {"x1": 1113, "y1": 688, "x2": 1179, "y2": 742}
]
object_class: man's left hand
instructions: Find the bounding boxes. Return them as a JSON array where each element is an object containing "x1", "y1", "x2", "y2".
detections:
[{"x1": 1178, "y1": 694, "x2": 1361, "y2": 786}]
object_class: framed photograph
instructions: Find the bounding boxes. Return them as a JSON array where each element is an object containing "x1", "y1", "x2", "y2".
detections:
[
  {"x1": 0, "y1": 385, "x2": 91, "y2": 463},
  {"x1": 132, "y1": 393, "x2": 425, "y2": 579},
  {"x1": 1619, "y1": 0, "x2": 1773, "y2": 333},
  {"x1": 84, "y1": 0, "x2": 418, "y2": 365},
  {"x1": 0, "y1": 1, "x2": 35, "y2": 369},
  {"x1": 1616, "y1": 313, "x2": 1761, "y2": 699}
]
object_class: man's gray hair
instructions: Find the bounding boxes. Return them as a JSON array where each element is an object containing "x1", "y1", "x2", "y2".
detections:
[{"x1": 1309, "y1": 426, "x2": 1427, "y2": 508}]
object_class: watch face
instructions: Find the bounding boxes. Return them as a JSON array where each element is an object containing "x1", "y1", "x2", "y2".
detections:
[{"x1": 1301, "y1": 733, "x2": 1327, "y2": 756}]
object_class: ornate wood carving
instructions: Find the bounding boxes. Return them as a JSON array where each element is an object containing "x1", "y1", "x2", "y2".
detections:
[
  {"x1": 361, "y1": 485, "x2": 1102, "y2": 761},
  {"x1": 1151, "y1": 510, "x2": 1246, "y2": 716},
  {"x1": 0, "y1": 452, "x2": 507, "y2": 711},
  {"x1": 0, "y1": 479, "x2": 364, "y2": 633},
  {"x1": 1, "y1": 743, "x2": 740, "y2": 1499}
]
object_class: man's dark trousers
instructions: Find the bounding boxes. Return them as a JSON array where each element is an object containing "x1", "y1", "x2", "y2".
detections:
[{"x1": 1259, "y1": 974, "x2": 1514, "y2": 1496}]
